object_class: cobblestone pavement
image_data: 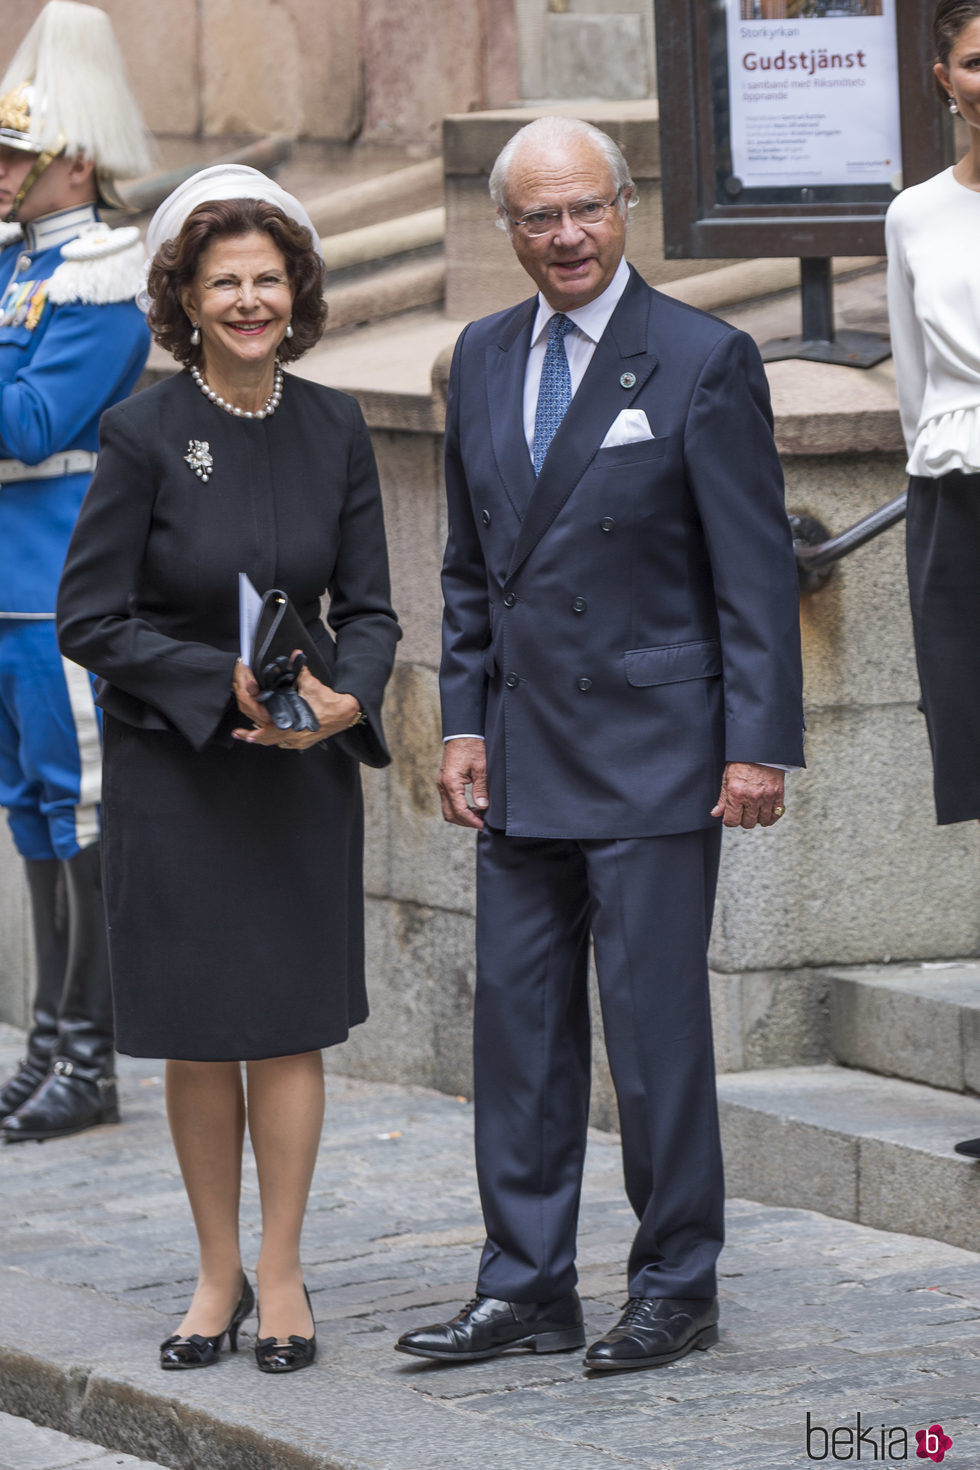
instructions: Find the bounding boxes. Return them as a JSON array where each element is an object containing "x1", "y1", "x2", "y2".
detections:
[{"x1": 1, "y1": 1022, "x2": 978, "y2": 1470}]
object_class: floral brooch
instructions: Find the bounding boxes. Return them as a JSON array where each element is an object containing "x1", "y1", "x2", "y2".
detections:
[{"x1": 184, "y1": 439, "x2": 213, "y2": 483}]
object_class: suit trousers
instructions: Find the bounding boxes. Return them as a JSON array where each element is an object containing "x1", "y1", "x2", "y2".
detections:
[
  {"x1": 906, "y1": 472, "x2": 980, "y2": 824},
  {"x1": 473, "y1": 823, "x2": 725, "y2": 1304}
]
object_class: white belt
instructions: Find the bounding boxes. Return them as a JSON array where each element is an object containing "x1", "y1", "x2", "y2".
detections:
[{"x1": 0, "y1": 450, "x2": 98, "y2": 485}]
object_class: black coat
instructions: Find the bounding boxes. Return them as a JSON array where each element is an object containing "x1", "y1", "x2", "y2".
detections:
[{"x1": 56, "y1": 370, "x2": 400, "y2": 1060}]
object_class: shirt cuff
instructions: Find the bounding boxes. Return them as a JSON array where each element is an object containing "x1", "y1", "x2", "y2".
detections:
[{"x1": 444, "y1": 733, "x2": 485, "y2": 742}]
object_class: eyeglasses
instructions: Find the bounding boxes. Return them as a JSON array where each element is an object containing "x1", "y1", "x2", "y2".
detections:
[{"x1": 507, "y1": 192, "x2": 623, "y2": 238}]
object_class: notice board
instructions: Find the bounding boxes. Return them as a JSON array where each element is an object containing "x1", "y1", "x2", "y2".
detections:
[{"x1": 654, "y1": 0, "x2": 950, "y2": 259}]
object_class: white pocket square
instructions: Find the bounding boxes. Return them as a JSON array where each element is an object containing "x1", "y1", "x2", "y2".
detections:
[{"x1": 600, "y1": 408, "x2": 654, "y2": 449}]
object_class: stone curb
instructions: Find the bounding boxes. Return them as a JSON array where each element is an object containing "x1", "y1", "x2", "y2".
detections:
[
  {"x1": 0, "y1": 1408, "x2": 168, "y2": 1470},
  {"x1": 0, "y1": 1271, "x2": 638, "y2": 1470},
  {"x1": 1, "y1": 1348, "x2": 333, "y2": 1470}
]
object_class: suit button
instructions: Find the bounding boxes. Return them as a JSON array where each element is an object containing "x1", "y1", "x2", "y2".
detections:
[
  {"x1": 599, "y1": 517, "x2": 615, "y2": 533},
  {"x1": 576, "y1": 677, "x2": 592, "y2": 692},
  {"x1": 503, "y1": 592, "x2": 516, "y2": 608},
  {"x1": 571, "y1": 597, "x2": 587, "y2": 614},
  {"x1": 482, "y1": 509, "x2": 491, "y2": 526},
  {"x1": 505, "y1": 672, "x2": 520, "y2": 689}
]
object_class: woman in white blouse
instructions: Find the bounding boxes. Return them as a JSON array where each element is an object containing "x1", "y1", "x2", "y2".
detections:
[
  {"x1": 886, "y1": 0, "x2": 980, "y2": 827},
  {"x1": 886, "y1": 0, "x2": 980, "y2": 1156}
]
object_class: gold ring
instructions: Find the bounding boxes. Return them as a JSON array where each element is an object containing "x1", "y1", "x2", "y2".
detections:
[{"x1": 773, "y1": 804, "x2": 785, "y2": 816}]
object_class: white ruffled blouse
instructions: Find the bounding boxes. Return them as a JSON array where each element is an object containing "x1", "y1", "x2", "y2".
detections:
[{"x1": 886, "y1": 167, "x2": 980, "y2": 478}]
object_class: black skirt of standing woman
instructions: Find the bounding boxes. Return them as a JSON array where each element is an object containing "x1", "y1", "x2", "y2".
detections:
[
  {"x1": 906, "y1": 472, "x2": 980, "y2": 826},
  {"x1": 57, "y1": 369, "x2": 401, "y2": 1060}
]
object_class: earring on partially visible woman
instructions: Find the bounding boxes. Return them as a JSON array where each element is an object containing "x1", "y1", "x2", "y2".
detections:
[
  {"x1": 284, "y1": 321, "x2": 294, "y2": 339},
  {"x1": 190, "y1": 322, "x2": 201, "y2": 345},
  {"x1": 949, "y1": 95, "x2": 959, "y2": 112}
]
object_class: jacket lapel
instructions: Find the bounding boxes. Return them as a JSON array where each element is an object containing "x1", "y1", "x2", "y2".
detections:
[
  {"x1": 505, "y1": 267, "x2": 658, "y2": 586},
  {"x1": 485, "y1": 299, "x2": 537, "y2": 519}
]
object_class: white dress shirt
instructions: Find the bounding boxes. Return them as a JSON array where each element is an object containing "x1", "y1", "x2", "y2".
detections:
[
  {"x1": 886, "y1": 167, "x2": 980, "y2": 477},
  {"x1": 522, "y1": 256, "x2": 631, "y2": 455}
]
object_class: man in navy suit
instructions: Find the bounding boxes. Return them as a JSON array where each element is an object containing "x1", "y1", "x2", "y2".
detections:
[{"x1": 396, "y1": 117, "x2": 804, "y2": 1374}]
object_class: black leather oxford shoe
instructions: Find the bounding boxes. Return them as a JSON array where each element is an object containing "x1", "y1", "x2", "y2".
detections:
[
  {"x1": 395, "y1": 1292, "x2": 585, "y2": 1361},
  {"x1": 954, "y1": 1137, "x2": 980, "y2": 1158},
  {"x1": 584, "y1": 1297, "x2": 718, "y2": 1373}
]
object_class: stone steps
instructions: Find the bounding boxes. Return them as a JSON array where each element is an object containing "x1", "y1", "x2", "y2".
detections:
[
  {"x1": 825, "y1": 961, "x2": 980, "y2": 1094},
  {"x1": 718, "y1": 1063, "x2": 980, "y2": 1253},
  {"x1": 322, "y1": 256, "x2": 445, "y2": 335},
  {"x1": 310, "y1": 158, "x2": 444, "y2": 239},
  {"x1": 716, "y1": 960, "x2": 980, "y2": 1252}
]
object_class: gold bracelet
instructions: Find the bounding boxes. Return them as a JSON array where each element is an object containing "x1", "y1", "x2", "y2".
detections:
[{"x1": 347, "y1": 703, "x2": 367, "y2": 729}]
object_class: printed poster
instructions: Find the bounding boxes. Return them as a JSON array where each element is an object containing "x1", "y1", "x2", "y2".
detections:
[{"x1": 726, "y1": 0, "x2": 902, "y2": 191}]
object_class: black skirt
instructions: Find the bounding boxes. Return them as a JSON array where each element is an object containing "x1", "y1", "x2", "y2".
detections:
[
  {"x1": 101, "y1": 715, "x2": 367, "y2": 1060},
  {"x1": 906, "y1": 472, "x2": 980, "y2": 825}
]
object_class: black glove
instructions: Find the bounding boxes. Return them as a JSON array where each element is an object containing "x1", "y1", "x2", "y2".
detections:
[{"x1": 255, "y1": 651, "x2": 320, "y2": 732}]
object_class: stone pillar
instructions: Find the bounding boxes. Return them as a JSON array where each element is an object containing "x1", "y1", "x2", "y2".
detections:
[
  {"x1": 360, "y1": 0, "x2": 520, "y2": 148},
  {"x1": 1, "y1": 0, "x2": 202, "y2": 140},
  {"x1": 0, "y1": 825, "x2": 30, "y2": 1031},
  {"x1": 201, "y1": 0, "x2": 364, "y2": 141},
  {"x1": 2, "y1": 0, "x2": 520, "y2": 148},
  {"x1": 514, "y1": 0, "x2": 657, "y2": 102}
]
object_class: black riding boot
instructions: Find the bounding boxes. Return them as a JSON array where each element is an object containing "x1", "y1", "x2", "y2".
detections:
[
  {"x1": 0, "y1": 859, "x2": 68, "y2": 1121},
  {"x1": 4, "y1": 843, "x2": 119, "y2": 1142}
]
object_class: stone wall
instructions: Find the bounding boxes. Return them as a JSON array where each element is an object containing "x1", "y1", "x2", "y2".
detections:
[
  {"x1": 316, "y1": 422, "x2": 980, "y2": 1121},
  {"x1": 0, "y1": 835, "x2": 29, "y2": 1030},
  {"x1": 515, "y1": 0, "x2": 657, "y2": 103},
  {"x1": 2, "y1": 417, "x2": 977, "y2": 1120},
  {"x1": 362, "y1": 0, "x2": 519, "y2": 148},
  {"x1": 1, "y1": 0, "x2": 519, "y2": 148}
]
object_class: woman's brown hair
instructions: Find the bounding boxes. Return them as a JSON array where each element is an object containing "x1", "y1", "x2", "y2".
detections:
[
  {"x1": 934, "y1": 0, "x2": 980, "y2": 103},
  {"x1": 146, "y1": 197, "x2": 326, "y2": 366}
]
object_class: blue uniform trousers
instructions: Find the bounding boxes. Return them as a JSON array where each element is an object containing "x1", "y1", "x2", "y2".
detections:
[{"x1": 0, "y1": 620, "x2": 101, "y2": 861}]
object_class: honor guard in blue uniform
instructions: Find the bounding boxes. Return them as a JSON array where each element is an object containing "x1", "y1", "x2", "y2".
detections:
[{"x1": 0, "y1": 2, "x2": 151, "y2": 1141}]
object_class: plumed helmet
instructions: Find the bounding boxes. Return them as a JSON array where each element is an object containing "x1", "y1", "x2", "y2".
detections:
[{"x1": 0, "y1": 1, "x2": 152, "y2": 213}]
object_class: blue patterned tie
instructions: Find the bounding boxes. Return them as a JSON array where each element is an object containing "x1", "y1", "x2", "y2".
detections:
[{"x1": 532, "y1": 313, "x2": 574, "y2": 476}]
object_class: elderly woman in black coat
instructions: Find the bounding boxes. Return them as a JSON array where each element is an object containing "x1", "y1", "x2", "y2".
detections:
[{"x1": 57, "y1": 166, "x2": 400, "y2": 1372}]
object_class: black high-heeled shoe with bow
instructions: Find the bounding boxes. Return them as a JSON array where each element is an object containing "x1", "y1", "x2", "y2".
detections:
[
  {"x1": 160, "y1": 1274, "x2": 254, "y2": 1370},
  {"x1": 254, "y1": 1284, "x2": 317, "y2": 1373}
]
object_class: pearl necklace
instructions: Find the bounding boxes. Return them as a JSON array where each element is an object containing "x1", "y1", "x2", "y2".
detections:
[{"x1": 189, "y1": 361, "x2": 284, "y2": 420}]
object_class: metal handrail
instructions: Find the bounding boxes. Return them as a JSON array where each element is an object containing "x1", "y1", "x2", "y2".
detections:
[{"x1": 791, "y1": 493, "x2": 908, "y2": 594}]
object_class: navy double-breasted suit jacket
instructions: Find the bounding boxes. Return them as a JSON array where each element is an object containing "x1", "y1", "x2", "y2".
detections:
[{"x1": 440, "y1": 265, "x2": 805, "y2": 839}]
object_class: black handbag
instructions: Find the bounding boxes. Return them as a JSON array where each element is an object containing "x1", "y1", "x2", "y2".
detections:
[{"x1": 250, "y1": 589, "x2": 330, "y2": 732}]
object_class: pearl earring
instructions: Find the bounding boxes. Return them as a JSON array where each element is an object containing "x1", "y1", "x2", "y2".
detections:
[
  {"x1": 190, "y1": 323, "x2": 201, "y2": 345},
  {"x1": 284, "y1": 322, "x2": 294, "y2": 340},
  {"x1": 948, "y1": 96, "x2": 959, "y2": 114}
]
